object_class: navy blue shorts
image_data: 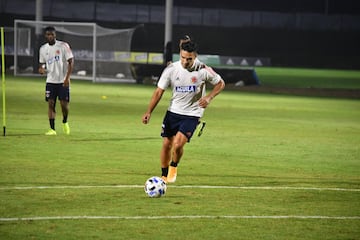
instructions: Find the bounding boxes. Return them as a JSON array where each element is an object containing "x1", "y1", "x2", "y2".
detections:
[
  {"x1": 161, "y1": 111, "x2": 200, "y2": 142},
  {"x1": 45, "y1": 83, "x2": 70, "y2": 102}
]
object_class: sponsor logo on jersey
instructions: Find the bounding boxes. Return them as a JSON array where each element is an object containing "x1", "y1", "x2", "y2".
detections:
[
  {"x1": 175, "y1": 85, "x2": 196, "y2": 93},
  {"x1": 47, "y1": 55, "x2": 60, "y2": 65}
]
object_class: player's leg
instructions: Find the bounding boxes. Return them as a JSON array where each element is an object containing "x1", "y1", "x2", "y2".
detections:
[
  {"x1": 60, "y1": 100, "x2": 70, "y2": 134},
  {"x1": 167, "y1": 132, "x2": 188, "y2": 182},
  {"x1": 167, "y1": 117, "x2": 199, "y2": 183},
  {"x1": 160, "y1": 136, "x2": 173, "y2": 182},
  {"x1": 48, "y1": 99, "x2": 56, "y2": 119},
  {"x1": 171, "y1": 132, "x2": 188, "y2": 165},
  {"x1": 159, "y1": 111, "x2": 178, "y2": 182},
  {"x1": 59, "y1": 85, "x2": 70, "y2": 135},
  {"x1": 45, "y1": 83, "x2": 57, "y2": 135},
  {"x1": 45, "y1": 100, "x2": 57, "y2": 135},
  {"x1": 194, "y1": 119, "x2": 206, "y2": 137}
]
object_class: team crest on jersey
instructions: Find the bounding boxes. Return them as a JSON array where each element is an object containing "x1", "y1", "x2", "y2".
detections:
[
  {"x1": 191, "y1": 76, "x2": 197, "y2": 83},
  {"x1": 56, "y1": 50, "x2": 60, "y2": 55}
]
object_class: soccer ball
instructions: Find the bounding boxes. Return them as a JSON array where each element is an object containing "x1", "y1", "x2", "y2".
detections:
[{"x1": 144, "y1": 176, "x2": 167, "y2": 198}]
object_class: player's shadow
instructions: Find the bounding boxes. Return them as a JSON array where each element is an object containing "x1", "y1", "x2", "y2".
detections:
[
  {"x1": 72, "y1": 137, "x2": 158, "y2": 142},
  {"x1": 2, "y1": 133, "x2": 43, "y2": 137}
]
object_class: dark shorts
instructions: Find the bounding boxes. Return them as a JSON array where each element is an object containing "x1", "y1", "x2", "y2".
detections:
[
  {"x1": 45, "y1": 83, "x2": 70, "y2": 102},
  {"x1": 161, "y1": 111, "x2": 200, "y2": 142}
]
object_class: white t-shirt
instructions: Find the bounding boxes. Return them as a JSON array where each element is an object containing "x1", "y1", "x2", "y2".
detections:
[
  {"x1": 39, "y1": 40, "x2": 74, "y2": 84},
  {"x1": 157, "y1": 59, "x2": 222, "y2": 117}
]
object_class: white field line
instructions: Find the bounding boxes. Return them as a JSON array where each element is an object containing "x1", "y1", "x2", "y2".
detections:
[
  {"x1": 0, "y1": 185, "x2": 359, "y2": 192},
  {"x1": 0, "y1": 215, "x2": 360, "y2": 222},
  {"x1": 1, "y1": 185, "x2": 359, "y2": 222}
]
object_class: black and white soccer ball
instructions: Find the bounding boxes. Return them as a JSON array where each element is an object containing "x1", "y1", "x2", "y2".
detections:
[{"x1": 144, "y1": 176, "x2": 167, "y2": 198}]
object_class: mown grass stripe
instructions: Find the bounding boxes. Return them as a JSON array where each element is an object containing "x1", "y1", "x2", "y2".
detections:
[
  {"x1": 1, "y1": 215, "x2": 359, "y2": 222},
  {"x1": 0, "y1": 185, "x2": 359, "y2": 192}
]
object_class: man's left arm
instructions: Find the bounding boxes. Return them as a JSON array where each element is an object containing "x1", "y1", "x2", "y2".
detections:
[
  {"x1": 198, "y1": 79, "x2": 225, "y2": 108},
  {"x1": 63, "y1": 58, "x2": 74, "y2": 87}
]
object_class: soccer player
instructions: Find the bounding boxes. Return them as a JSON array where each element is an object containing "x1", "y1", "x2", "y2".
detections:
[
  {"x1": 142, "y1": 39, "x2": 225, "y2": 183},
  {"x1": 38, "y1": 26, "x2": 74, "y2": 135}
]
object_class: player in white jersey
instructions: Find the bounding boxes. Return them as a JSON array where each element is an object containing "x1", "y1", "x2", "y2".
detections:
[
  {"x1": 38, "y1": 26, "x2": 74, "y2": 136},
  {"x1": 142, "y1": 39, "x2": 225, "y2": 183}
]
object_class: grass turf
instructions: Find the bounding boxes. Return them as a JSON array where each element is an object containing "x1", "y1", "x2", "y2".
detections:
[
  {"x1": 0, "y1": 74, "x2": 359, "y2": 239},
  {"x1": 255, "y1": 67, "x2": 360, "y2": 89}
]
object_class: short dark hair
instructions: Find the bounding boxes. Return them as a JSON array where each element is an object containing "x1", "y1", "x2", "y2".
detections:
[
  {"x1": 180, "y1": 41, "x2": 198, "y2": 53},
  {"x1": 181, "y1": 35, "x2": 191, "y2": 41},
  {"x1": 44, "y1": 26, "x2": 56, "y2": 33}
]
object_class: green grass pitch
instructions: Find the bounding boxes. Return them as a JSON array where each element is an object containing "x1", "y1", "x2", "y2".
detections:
[{"x1": 0, "y1": 72, "x2": 359, "y2": 239}]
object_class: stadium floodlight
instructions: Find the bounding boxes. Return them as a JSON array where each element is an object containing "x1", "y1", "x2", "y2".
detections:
[{"x1": 14, "y1": 20, "x2": 137, "y2": 83}]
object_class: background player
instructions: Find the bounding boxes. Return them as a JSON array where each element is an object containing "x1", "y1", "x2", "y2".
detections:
[{"x1": 39, "y1": 26, "x2": 74, "y2": 135}]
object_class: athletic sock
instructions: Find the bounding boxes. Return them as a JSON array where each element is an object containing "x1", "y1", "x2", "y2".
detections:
[
  {"x1": 170, "y1": 161, "x2": 178, "y2": 167},
  {"x1": 62, "y1": 116, "x2": 68, "y2": 123},
  {"x1": 49, "y1": 119, "x2": 55, "y2": 130},
  {"x1": 161, "y1": 167, "x2": 169, "y2": 177}
]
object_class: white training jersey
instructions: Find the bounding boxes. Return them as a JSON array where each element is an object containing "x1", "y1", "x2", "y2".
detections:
[
  {"x1": 157, "y1": 58, "x2": 222, "y2": 117},
  {"x1": 39, "y1": 40, "x2": 73, "y2": 84}
]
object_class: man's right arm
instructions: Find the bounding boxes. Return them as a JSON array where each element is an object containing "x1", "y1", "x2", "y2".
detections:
[
  {"x1": 38, "y1": 48, "x2": 46, "y2": 74},
  {"x1": 38, "y1": 63, "x2": 46, "y2": 74},
  {"x1": 142, "y1": 87, "x2": 165, "y2": 124}
]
